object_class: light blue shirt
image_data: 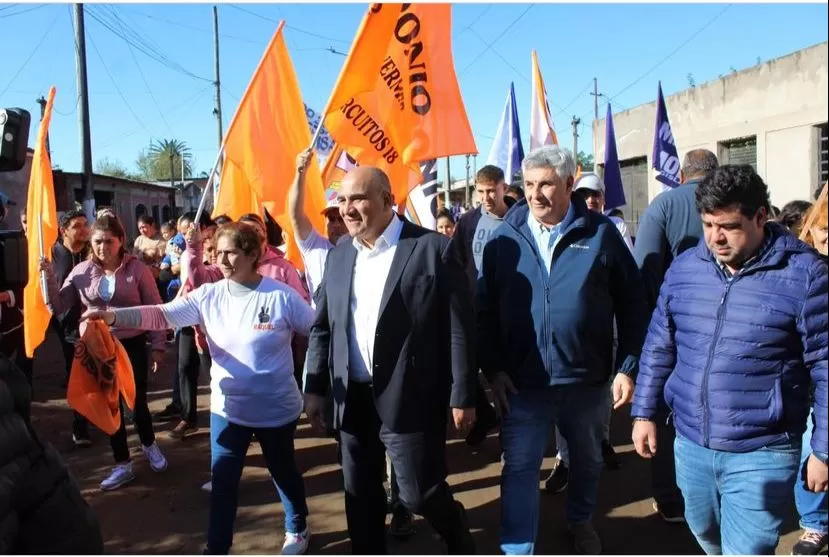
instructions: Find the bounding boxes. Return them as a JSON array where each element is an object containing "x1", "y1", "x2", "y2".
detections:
[
  {"x1": 527, "y1": 203, "x2": 571, "y2": 276},
  {"x1": 98, "y1": 274, "x2": 116, "y2": 303}
]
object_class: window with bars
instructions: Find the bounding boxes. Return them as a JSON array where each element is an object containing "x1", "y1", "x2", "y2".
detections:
[
  {"x1": 719, "y1": 136, "x2": 757, "y2": 170},
  {"x1": 818, "y1": 123, "x2": 828, "y2": 186}
]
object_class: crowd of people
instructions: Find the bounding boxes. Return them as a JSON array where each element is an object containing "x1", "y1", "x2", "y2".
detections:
[{"x1": 0, "y1": 143, "x2": 826, "y2": 556}]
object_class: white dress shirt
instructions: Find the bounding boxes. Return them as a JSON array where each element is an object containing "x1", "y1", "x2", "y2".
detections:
[
  {"x1": 527, "y1": 204, "x2": 569, "y2": 276},
  {"x1": 347, "y1": 215, "x2": 404, "y2": 383}
]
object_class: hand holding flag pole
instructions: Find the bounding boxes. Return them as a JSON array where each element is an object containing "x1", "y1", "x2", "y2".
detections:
[{"x1": 36, "y1": 219, "x2": 49, "y2": 306}]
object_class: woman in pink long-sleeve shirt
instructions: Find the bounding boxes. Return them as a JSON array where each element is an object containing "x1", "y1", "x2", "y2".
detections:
[{"x1": 42, "y1": 215, "x2": 168, "y2": 492}]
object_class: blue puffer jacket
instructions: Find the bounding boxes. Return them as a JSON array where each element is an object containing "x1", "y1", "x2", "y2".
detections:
[
  {"x1": 632, "y1": 223, "x2": 828, "y2": 455},
  {"x1": 476, "y1": 196, "x2": 650, "y2": 388}
]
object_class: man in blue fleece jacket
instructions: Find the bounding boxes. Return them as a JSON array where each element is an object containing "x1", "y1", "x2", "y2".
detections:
[
  {"x1": 631, "y1": 165, "x2": 828, "y2": 555},
  {"x1": 477, "y1": 145, "x2": 650, "y2": 555}
]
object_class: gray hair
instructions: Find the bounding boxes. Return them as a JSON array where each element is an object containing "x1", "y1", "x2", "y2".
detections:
[
  {"x1": 682, "y1": 149, "x2": 718, "y2": 179},
  {"x1": 521, "y1": 145, "x2": 577, "y2": 180}
]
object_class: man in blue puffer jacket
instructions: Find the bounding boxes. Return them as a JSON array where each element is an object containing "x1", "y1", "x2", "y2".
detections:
[
  {"x1": 631, "y1": 165, "x2": 828, "y2": 555},
  {"x1": 478, "y1": 145, "x2": 650, "y2": 555}
]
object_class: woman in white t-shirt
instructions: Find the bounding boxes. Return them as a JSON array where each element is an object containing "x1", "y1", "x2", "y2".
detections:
[{"x1": 83, "y1": 222, "x2": 315, "y2": 556}]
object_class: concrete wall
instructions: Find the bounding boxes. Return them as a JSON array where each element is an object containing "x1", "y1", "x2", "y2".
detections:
[{"x1": 593, "y1": 41, "x2": 828, "y2": 209}]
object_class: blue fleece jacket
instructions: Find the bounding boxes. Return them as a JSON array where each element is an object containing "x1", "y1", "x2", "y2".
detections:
[{"x1": 476, "y1": 196, "x2": 650, "y2": 388}]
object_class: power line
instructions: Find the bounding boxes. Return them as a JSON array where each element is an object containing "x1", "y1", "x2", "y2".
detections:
[
  {"x1": 0, "y1": 7, "x2": 61, "y2": 99},
  {"x1": 86, "y1": 25, "x2": 157, "y2": 142},
  {"x1": 106, "y1": 5, "x2": 174, "y2": 136},
  {"x1": 554, "y1": 80, "x2": 593, "y2": 120},
  {"x1": 85, "y1": 5, "x2": 212, "y2": 83},
  {"x1": 123, "y1": 7, "x2": 263, "y2": 46},
  {"x1": 0, "y1": 4, "x2": 47, "y2": 19},
  {"x1": 465, "y1": 25, "x2": 566, "y2": 115},
  {"x1": 0, "y1": 4, "x2": 20, "y2": 12},
  {"x1": 606, "y1": 4, "x2": 732, "y2": 105},
  {"x1": 454, "y1": 5, "x2": 491, "y2": 38},
  {"x1": 98, "y1": 85, "x2": 212, "y2": 150},
  {"x1": 227, "y1": 4, "x2": 351, "y2": 44},
  {"x1": 460, "y1": 4, "x2": 534, "y2": 75}
]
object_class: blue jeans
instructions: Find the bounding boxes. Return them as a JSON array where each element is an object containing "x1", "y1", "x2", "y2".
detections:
[
  {"x1": 500, "y1": 384, "x2": 606, "y2": 555},
  {"x1": 555, "y1": 377, "x2": 612, "y2": 464},
  {"x1": 207, "y1": 413, "x2": 309, "y2": 554},
  {"x1": 675, "y1": 434, "x2": 800, "y2": 555},
  {"x1": 795, "y1": 411, "x2": 828, "y2": 533}
]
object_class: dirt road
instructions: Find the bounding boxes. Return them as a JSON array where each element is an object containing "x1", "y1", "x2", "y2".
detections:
[{"x1": 29, "y1": 331, "x2": 806, "y2": 554}]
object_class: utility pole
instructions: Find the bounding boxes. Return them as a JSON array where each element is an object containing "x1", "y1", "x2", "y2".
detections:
[
  {"x1": 571, "y1": 115, "x2": 581, "y2": 160},
  {"x1": 36, "y1": 96, "x2": 51, "y2": 159},
  {"x1": 464, "y1": 154, "x2": 470, "y2": 207},
  {"x1": 212, "y1": 5, "x2": 223, "y2": 150},
  {"x1": 593, "y1": 78, "x2": 599, "y2": 121},
  {"x1": 73, "y1": 3, "x2": 94, "y2": 220},
  {"x1": 444, "y1": 156, "x2": 451, "y2": 208}
]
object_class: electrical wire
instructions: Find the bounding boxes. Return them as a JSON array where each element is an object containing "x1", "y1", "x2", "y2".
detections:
[
  {"x1": 0, "y1": 4, "x2": 47, "y2": 19},
  {"x1": 86, "y1": 26, "x2": 157, "y2": 141},
  {"x1": 85, "y1": 5, "x2": 212, "y2": 83},
  {"x1": 123, "y1": 7, "x2": 262, "y2": 45},
  {"x1": 227, "y1": 4, "x2": 351, "y2": 44},
  {"x1": 460, "y1": 4, "x2": 534, "y2": 76},
  {"x1": 97, "y1": 85, "x2": 212, "y2": 150},
  {"x1": 106, "y1": 5, "x2": 175, "y2": 136},
  {"x1": 0, "y1": 7, "x2": 62, "y2": 99},
  {"x1": 605, "y1": 4, "x2": 732, "y2": 105}
]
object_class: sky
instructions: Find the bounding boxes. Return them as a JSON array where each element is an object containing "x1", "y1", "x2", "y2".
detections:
[{"x1": 2, "y1": 2, "x2": 828, "y2": 185}]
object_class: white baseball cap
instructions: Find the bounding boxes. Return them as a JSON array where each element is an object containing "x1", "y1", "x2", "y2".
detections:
[{"x1": 573, "y1": 173, "x2": 605, "y2": 194}]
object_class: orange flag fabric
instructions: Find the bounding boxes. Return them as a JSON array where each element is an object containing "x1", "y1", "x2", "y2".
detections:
[
  {"x1": 23, "y1": 86, "x2": 58, "y2": 358},
  {"x1": 322, "y1": 4, "x2": 477, "y2": 207},
  {"x1": 213, "y1": 21, "x2": 327, "y2": 270},
  {"x1": 67, "y1": 320, "x2": 136, "y2": 436}
]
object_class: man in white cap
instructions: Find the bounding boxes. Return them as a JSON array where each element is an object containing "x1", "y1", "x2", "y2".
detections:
[{"x1": 573, "y1": 173, "x2": 633, "y2": 251}]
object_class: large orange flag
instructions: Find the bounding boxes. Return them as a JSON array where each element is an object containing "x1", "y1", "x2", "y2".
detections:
[
  {"x1": 24, "y1": 86, "x2": 58, "y2": 358},
  {"x1": 322, "y1": 4, "x2": 476, "y2": 206},
  {"x1": 213, "y1": 21, "x2": 327, "y2": 269}
]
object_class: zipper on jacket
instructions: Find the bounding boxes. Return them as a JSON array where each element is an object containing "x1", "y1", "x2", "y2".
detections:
[{"x1": 701, "y1": 277, "x2": 734, "y2": 447}]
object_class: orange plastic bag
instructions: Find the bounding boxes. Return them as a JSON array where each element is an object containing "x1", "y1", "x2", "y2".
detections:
[{"x1": 67, "y1": 320, "x2": 136, "y2": 436}]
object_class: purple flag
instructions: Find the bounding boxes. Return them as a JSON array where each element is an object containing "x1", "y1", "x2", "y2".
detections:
[
  {"x1": 652, "y1": 82, "x2": 681, "y2": 188},
  {"x1": 603, "y1": 104, "x2": 626, "y2": 210}
]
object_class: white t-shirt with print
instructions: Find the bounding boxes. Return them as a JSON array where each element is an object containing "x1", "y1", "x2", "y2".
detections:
[{"x1": 161, "y1": 277, "x2": 314, "y2": 428}]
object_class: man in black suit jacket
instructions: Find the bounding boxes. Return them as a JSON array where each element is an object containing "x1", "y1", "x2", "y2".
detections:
[{"x1": 304, "y1": 166, "x2": 478, "y2": 554}]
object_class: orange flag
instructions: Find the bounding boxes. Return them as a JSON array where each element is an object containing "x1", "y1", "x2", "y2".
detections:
[
  {"x1": 23, "y1": 86, "x2": 58, "y2": 358},
  {"x1": 213, "y1": 21, "x2": 327, "y2": 270},
  {"x1": 68, "y1": 320, "x2": 136, "y2": 436},
  {"x1": 322, "y1": 4, "x2": 476, "y2": 206}
]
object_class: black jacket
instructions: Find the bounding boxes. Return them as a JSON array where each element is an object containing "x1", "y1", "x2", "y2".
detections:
[
  {"x1": 305, "y1": 217, "x2": 477, "y2": 434},
  {"x1": 49, "y1": 242, "x2": 89, "y2": 344},
  {"x1": 0, "y1": 354, "x2": 103, "y2": 554}
]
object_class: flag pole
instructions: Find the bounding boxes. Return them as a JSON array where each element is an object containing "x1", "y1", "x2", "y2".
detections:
[
  {"x1": 309, "y1": 117, "x2": 325, "y2": 153},
  {"x1": 36, "y1": 218, "x2": 49, "y2": 305},
  {"x1": 194, "y1": 144, "x2": 225, "y2": 224}
]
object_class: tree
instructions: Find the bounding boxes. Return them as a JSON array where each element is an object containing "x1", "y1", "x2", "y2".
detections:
[
  {"x1": 95, "y1": 157, "x2": 134, "y2": 179},
  {"x1": 687, "y1": 73, "x2": 696, "y2": 88},
  {"x1": 577, "y1": 151, "x2": 594, "y2": 171},
  {"x1": 134, "y1": 138, "x2": 193, "y2": 182}
]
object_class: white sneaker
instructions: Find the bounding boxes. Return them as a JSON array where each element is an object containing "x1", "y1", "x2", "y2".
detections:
[
  {"x1": 100, "y1": 462, "x2": 135, "y2": 491},
  {"x1": 142, "y1": 441, "x2": 168, "y2": 472},
  {"x1": 282, "y1": 527, "x2": 310, "y2": 555},
  {"x1": 201, "y1": 479, "x2": 212, "y2": 493}
]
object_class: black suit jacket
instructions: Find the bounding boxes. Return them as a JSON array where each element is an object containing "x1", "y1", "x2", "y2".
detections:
[{"x1": 305, "y1": 217, "x2": 477, "y2": 434}]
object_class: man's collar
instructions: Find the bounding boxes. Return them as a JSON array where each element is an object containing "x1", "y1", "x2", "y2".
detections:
[{"x1": 353, "y1": 213, "x2": 403, "y2": 252}]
